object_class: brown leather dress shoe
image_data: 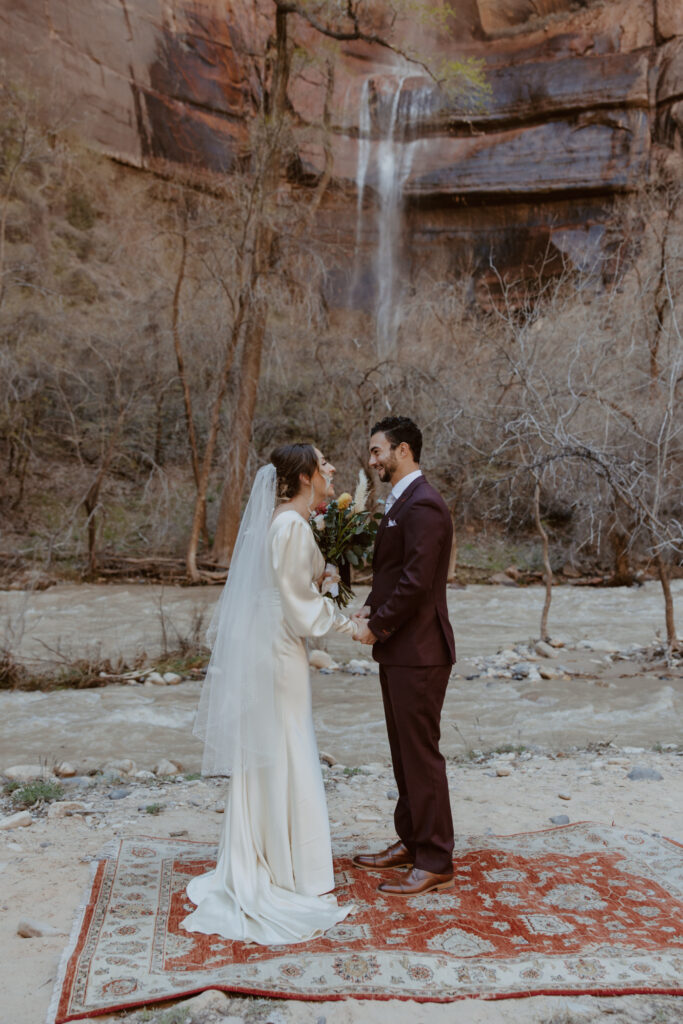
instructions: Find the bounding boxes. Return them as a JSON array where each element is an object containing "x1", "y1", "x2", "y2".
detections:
[
  {"x1": 378, "y1": 867, "x2": 454, "y2": 896},
  {"x1": 352, "y1": 840, "x2": 413, "y2": 871}
]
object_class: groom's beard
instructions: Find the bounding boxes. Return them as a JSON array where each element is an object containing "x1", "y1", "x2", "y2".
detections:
[{"x1": 377, "y1": 454, "x2": 398, "y2": 484}]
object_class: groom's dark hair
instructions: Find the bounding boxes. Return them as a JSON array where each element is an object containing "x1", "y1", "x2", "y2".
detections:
[{"x1": 371, "y1": 416, "x2": 422, "y2": 463}]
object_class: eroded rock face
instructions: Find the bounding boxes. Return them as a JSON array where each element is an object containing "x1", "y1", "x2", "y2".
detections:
[{"x1": 1, "y1": 0, "x2": 680, "y2": 291}]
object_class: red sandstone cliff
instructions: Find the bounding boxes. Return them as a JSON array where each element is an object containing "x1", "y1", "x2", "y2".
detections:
[{"x1": 2, "y1": 0, "x2": 681, "y2": 285}]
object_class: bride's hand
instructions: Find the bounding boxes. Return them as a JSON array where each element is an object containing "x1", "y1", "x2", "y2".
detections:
[{"x1": 320, "y1": 563, "x2": 341, "y2": 595}]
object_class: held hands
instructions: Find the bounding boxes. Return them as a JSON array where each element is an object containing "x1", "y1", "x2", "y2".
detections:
[{"x1": 351, "y1": 605, "x2": 376, "y2": 646}]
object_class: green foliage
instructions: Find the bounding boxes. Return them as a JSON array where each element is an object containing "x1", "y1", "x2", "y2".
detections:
[
  {"x1": 11, "y1": 779, "x2": 64, "y2": 807},
  {"x1": 145, "y1": 803, "x2": 163, "y2": 815},
  {"x1": 436, "y1": 56, "x2": 491, "y2": 110}
]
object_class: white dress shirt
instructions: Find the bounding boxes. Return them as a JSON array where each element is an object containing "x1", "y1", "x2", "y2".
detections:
[{"x1": 384, "y1": 469, "x2": 423, "y2": 516}]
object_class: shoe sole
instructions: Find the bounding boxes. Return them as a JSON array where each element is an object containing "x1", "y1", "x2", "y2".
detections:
[
  {"x1": 379, "y1": 878, "x2": 455, "y2": 896},
  {"x1": 351, "y1": 860, "x2": 413, "y2": 872}
]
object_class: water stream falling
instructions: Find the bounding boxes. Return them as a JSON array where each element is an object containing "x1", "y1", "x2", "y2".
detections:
[{"x1": 352, "y1": 73, "x2": 436, "y2": 359}]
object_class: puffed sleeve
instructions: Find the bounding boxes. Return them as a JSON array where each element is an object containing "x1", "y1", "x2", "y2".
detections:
[{"x1": 271, "y1": 516, "x2": 357, "y2": 638}]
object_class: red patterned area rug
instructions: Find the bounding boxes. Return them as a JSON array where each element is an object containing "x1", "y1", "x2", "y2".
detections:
[{"x1": 49, "y1": 823, "x2": 683, "y2": 1022}]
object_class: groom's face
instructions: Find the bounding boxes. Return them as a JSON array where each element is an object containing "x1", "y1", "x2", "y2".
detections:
[{"x1": 369, "y1": 432, "x2": 398, "y2": 484}]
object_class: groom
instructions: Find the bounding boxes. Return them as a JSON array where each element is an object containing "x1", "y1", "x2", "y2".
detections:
[{"x1": 352, "y1": 416, "x2": 456, "y2": 896}]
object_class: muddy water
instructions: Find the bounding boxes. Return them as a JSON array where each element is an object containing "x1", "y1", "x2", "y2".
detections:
[{"x1": 1, "y1": 581, "x2": 681, "y2": 768}]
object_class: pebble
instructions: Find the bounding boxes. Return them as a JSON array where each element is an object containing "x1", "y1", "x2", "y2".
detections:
[
  {"x1": 355, "y1": 812, "x2": 382, "y2": 822},
  {"x1": 535, "y1": 641, "x2": 558, "y2": 659},
  {"x1": 496, "y1": 767, "x2": 512, "y2": 777},
  {"x1": 538, "y1": 666, "x2": 556, "y2": 680},
  {"x1": 17, "y1": 918, "x2": 64, "y2": 938},
  {"x1": 213, "y1": 802, "x2": 225, "y2": 813},
  {"x1": 319, "y1": 751, "x2": 337, "y2": 766},
  {"x1": 163, "y1": 672, "x2": 182, "y2": 685},
  {"x1": 387, "y1": 789, "x2": 399, "y2": 800},
  {"x1": 0, "y1": 811, "x2": 32, "y2": 830},
  {"x1": 627, "y1": 766, "x2": 663, "y2": 781},
  {"x1": 54, "y1": 762, "x2": 76, "y2": 778},
  {"x1": 558, "y1": 792, "x2": 572, "y2": 800},
  {"x1": 146, "y1": 671, "x2": 166, "y2": 685},
  {"x1": 108, "y1": 788, "x2": 131, "y2": 800},
  {"x1": 154, "y1": 759, "x2": 181, "y2": 776},
  {"x1": 3, "y1": 765, "x2": 55, "y2": 783},
  {"x1": 134, "y1": 770, "x2": 155, "y2": 780},
  {"x1": 550, "y1": 815, "x2": 570, "y2": 825}
]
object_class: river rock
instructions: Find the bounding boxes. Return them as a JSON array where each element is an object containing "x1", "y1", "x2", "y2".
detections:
[
  {"x1": 54, "y1": 762, "x2": 76, "y2": 778},
  {"x1": 319, "y1": 751, "x2": 337, "y2": 766},
  {"x1": 489, "y1": 572, "x2": 518, "y2": 586},
  {"x1": 309, "y1": 649, "x2": 335, "y2": 670},
  {"x1": 172, "y1": 988, "x2": 234, "y2": 1020},
  {"x1": 47, "y1": 801, "x2": 87, "y2": 820},
  {"x1": 535, "y1": 641, "x2": 558, "y2": 659},
  {"x1": 0, "y1": 811, "x2": 32, "y2": 830},
  {"x1": 17, "y1": 918, "x2": 64, "y2": 938},
  {"x1": 346, "y1": 659, "x2": 376, "y2": 675},
  {"x1": 550, "y1": 814, "x2": 570, "y2": 825},
  {"x1": 154, "y1": 759, "x2": 181, "y2": 776},
  {"x1": 496, "y1": 766, "x2": 512, "y2": 777},
  {"x1": 103, "y1": 759, "x2": 136, "y2": 776},
  {"x1": 163, "y1": 672, "x2": 182, "y2": 684},
  {"x1": 108, "y1": 788, "x2": 131, "y2": 800},
  {"x1": 3, "y1": 765, "x2": 55, "y2": 782},
  {"x1": 627, "y1": 766, "x2": 663, "y2": 781},
  {"x1": 146, "y1": 671, "x2": 166, "y2": 685}
]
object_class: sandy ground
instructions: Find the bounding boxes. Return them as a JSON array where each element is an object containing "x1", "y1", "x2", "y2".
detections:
[
  {"x1": 1, "y1": 582, "x2": 682, "y2": 1023},
  {"x1": 1, "y1": 749, "x2": 682, "y2": 1024}
]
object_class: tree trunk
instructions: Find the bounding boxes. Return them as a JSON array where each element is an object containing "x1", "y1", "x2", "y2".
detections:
[
  {"x1": 211, "y1": 306, "x2": 266, "y2": 565},
  {"x1": 185, "y1": 289, "x2": 248, "y2": 580},
  {"x1": 205, "y1": 7, "x2": 290, "y2": 567},
  {"x1": 83, "y1": 407, "x2": 126, "y2": 576},
  {"x1": 533, "y1": 481, "x2": 553, "y2": 641},
  {"x1": 654, "y1": 551, "x2": 679, "y2": 652},
  {"x1": 447, "y1": 512, "x2": 458, "y2": 582}
]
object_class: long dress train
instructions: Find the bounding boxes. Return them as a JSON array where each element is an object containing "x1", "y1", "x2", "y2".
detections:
[{"x1": 181, "y1": 509, "x2": 354, "y2": 944}]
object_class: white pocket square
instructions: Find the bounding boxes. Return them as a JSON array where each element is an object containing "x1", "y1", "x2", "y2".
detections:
[{"x1": 387, "y1": 518, "x2": 397, "y2": 527}]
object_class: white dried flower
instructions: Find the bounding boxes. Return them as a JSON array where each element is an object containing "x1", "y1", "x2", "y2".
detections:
[
  {"x1": 351, "y1": 469, "x2": 369, "y2": 513},
  {"x1": 313, "y1": 513, "x2": 326, "y2": 531}
]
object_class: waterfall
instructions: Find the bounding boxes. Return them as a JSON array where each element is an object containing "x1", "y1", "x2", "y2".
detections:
[{"x1": 353, "y1": 73, "x2": 435, "y2": 359}]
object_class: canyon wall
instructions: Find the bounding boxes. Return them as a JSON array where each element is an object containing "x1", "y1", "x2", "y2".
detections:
[{"x1": 2, "y1": 0, "x2": 682, "y2": 295}]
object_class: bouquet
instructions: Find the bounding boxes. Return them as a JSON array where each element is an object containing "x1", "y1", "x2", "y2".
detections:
[{"x1": 310, "y1": 470, "x2": 382, "y2": 607}]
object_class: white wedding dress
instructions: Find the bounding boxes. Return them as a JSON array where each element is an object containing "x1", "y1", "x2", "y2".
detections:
[{"x1": 181, "y1": 509, "x2": 355, "y2": 944}]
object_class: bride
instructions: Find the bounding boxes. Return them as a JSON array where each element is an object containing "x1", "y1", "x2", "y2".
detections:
[{"x1": 181, "y1": 443, "x2": 359, "y2": 945}]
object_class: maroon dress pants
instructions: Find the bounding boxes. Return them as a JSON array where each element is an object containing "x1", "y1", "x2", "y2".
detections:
[{"x1": 379, "y1": 663, "x2": 454, "y2": 874}]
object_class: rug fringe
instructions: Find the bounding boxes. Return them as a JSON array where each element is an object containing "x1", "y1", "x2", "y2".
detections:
[{"x1": 45, "y1": 839, "x2": 122, "y2": 1024}]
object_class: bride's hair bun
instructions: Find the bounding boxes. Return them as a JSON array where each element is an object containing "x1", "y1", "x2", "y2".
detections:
[{"x1": 270, "y1": 443, "x2": 318, "y2": 501}]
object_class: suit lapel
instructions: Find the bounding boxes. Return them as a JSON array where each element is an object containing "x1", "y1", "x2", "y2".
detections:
[{"x1": 373, "y1": 476, "x2": 424, "y2": 562}]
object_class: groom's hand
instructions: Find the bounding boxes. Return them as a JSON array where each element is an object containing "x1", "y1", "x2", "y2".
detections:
[{"x1": 354, "y1": 621, "x2": 377, "y2": 645}]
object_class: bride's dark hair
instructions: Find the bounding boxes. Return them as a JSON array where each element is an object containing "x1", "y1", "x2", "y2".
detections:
[{"x1": 270, "y1": 443, "x2": 318, "y2": 501}]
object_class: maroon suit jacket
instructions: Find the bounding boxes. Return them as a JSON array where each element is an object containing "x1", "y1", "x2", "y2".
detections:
[{"x1": 367, "y1": 475, "x2": 456, "y2": 667}]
